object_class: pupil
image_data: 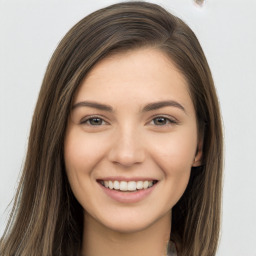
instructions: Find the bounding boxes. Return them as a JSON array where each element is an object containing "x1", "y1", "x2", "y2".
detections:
[
  {"x1": 155, "y1": 117, "x2": 166, "y2": 125},
  {"x1": 90, "y1": 118, "x2": 102, "y2": 125}
]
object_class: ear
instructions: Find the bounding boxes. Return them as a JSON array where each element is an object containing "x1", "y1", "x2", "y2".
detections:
[{"x1": 192, "y1": 139, "x2": 203, "y2": 167}]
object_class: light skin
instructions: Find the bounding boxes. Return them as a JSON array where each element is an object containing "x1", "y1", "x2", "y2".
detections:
[{"x1": 64, "y1": 47, "x2": 202, "y2": 256}]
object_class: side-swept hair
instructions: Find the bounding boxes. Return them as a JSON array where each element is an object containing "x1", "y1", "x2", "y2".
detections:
[{"x1": 0, "y1": 2, "x2": 223, "y2": 255}]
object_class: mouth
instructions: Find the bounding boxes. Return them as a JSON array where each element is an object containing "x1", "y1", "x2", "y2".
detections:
[{"x1": 97, "y1": 180, "x2": 158, "y2": 192}]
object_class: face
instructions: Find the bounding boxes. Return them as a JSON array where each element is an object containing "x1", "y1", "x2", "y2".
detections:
[{"x1": 64, "y1": 48, "x2": 202, "y2": 233}]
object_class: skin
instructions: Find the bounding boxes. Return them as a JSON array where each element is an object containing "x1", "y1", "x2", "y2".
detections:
[{"x1": 64, "y1": 48, "x2": 202, "y2": 256}]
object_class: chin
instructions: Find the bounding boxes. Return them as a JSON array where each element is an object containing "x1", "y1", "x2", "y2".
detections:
[
  {"x1": 105, "y1": 220, "x2": 150, "y2": 234},
  {"x1": 94, "y1": 209, "x2": 171, "y2": 235}
]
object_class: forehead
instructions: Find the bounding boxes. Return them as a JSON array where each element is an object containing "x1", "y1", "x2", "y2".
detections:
[{"x1": 74, "y1": 48, "x2": 193, "y2": 114}]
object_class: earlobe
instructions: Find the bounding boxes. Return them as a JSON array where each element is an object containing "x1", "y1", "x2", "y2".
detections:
[{"x1": 192, "y1": 140, "x2": 203, "y2": 167}]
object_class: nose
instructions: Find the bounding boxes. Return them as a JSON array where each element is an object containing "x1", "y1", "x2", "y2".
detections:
[{"x1": 108, "y1": 127, "x2": 145, "y2": 167}]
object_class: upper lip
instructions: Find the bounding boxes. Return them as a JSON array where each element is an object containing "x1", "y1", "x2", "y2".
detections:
[{"x1": 97, "y1": 176, "x2": 158, "y2": 182}]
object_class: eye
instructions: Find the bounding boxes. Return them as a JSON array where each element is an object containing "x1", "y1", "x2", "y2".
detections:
[
  {"x1": 81, "y1": 116, "x2": 107, "y2": 126},
  {"x1": 151, "y1": 116, "x2": 176, "y2": 126}
]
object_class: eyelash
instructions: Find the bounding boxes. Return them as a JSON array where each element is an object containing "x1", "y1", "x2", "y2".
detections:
[{"x1": 80, "y1": 115, "x2": 177, "y2": 127}]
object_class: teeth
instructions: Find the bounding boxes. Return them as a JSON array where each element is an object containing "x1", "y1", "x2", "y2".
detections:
[
  {"x1": 143, "y1": 181, "x2": 149, "y2": 189},
  {"x1": 128, "y1": 181, "x2": 137, "y2": 191},
  {"x1": 101, "y1": 180, "x2": 156, "y2": 191},
  {"x1": 136, "y1": 181, "x2": 143, "y2": 190},
  {"x1": 113, "y1": 181, "x2": 120, "y2": 190},
  {"x1": 120, "y1": 181, "x2": 127, "y2": 191},
  {"x1": 108, "y1": 181, "x2": 114, "y2": 189}
]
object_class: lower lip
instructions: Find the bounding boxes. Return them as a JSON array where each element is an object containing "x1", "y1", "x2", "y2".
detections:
[{"x1": 99, "y1": 183, "x2": 157, "y2": 203}]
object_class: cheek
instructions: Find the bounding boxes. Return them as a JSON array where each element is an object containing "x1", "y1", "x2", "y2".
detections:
[
  {"x1": 158, "y1": 147, "x2": 192, "y2": 209},
  {"x1": 64, "y1": 129, "x2": 107, "y2": 173},
  {"x1": 148, "y1": 130, "x2": 197, "y2": 206},
  {"x1": 149, "y1": 130, "x2": 197, "y2": 173},
  {"x1": 63, "y1": 128, "x2": 107, "y2": 200},
  {"x1": 64, "y1": 129, "x2": 109, "y2": 214}
]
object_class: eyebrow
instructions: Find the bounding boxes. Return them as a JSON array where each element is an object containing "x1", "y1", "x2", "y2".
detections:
[
  {"x1": 142, "y1": 100, "x2": 186, "y2": 113},
  {"x1": 72, "y1": 100, "x2": 186, "y2": 113},
  {"x1": 72, "y1": 101, "x2": 113, "y2": 112}
]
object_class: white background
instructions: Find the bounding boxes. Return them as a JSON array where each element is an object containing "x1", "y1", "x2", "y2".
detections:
[{"x1": 0, "y1": 0, "x2": 256, "y2": 255}]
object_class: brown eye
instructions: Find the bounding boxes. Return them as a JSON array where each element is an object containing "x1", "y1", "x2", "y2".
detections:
[
  {"x1": 153, "y1": 117, "x2": 168, "y2": 125},
  {"x1": 89, "y1": 118, "x2": 103, "y2": 125},
  {"x1": 81, "y1": 117, "x2": 105, "y2": 126},
  {"x1": 151, "y1": 117, "x2": 176, "y2": 126}
]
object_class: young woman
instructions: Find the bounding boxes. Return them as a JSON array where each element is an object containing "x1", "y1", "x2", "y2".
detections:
[{"x1": 0, "y1": 2, "x2": 223, "y2": 256}]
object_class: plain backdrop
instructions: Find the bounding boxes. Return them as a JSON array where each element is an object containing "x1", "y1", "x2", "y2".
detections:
[{"x1": 1, "y1": 0, "x2": 256, "y2": 255}]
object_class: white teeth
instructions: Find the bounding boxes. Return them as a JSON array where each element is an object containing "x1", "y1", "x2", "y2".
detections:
[
  {"x1": 113, "y1": 181, "x2": 120, "y2": 190},
  {"x1": 136, "y1": 181, "x2": 143, "y2": 190},
  {"x1": 120, "y1": 181, "x2": 127, "y2": 191},
  {"x1": 101, "y1": 180, "x2": 156, "y2": 191},
  {"x1": 128, "y1": 181, "x2": 137, "y2": 191},
  {"x1": 108, "y1": 181, "x2": 114, "y2": 189},
  {"x1": 143, "y1": 181, "x2": 149, "y2": 189}
]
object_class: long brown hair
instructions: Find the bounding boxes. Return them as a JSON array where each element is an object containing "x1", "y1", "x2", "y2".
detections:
[{"x1": 0, "y1": 2, "x2": 223, "y2": 255}]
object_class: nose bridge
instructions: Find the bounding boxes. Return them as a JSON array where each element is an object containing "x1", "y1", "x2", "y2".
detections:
[{"x1": 108, "y1": 123, "x2": 145, "y2": 167}]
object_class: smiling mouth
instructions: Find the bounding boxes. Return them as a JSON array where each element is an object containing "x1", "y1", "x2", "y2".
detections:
[{"x1": 98, "y1": 180, "x2": 158, "y2": 192}]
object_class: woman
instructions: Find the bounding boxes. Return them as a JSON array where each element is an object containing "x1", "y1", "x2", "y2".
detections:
[{"x1": 0, "y1": 1, "x2": 223, "y2": 256}]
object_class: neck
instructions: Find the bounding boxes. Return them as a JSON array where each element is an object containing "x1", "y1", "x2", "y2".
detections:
[{"x1": 81, "y1": 212, "x2": 171, "y2": 256}]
